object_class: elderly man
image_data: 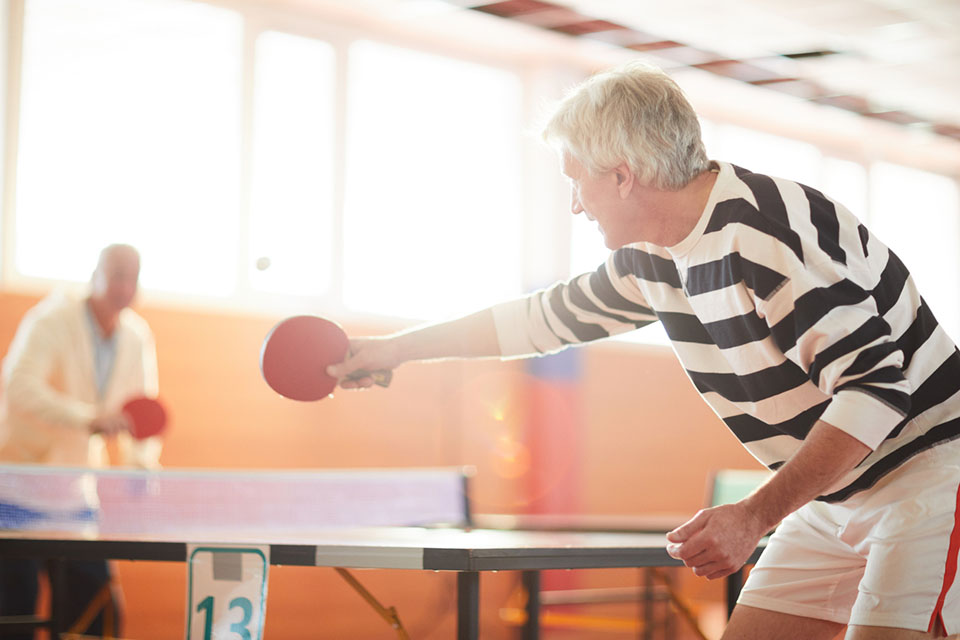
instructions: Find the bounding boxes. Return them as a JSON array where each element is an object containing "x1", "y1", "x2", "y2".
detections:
[
  {"x1": 0, "y1": 243, "x2": 161, "y2": 638},
  {"x1": 329, "y1": 61, "x2": 960, "y2": 639}
]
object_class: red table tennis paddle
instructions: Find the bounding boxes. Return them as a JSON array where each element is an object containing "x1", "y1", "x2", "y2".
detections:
[
  {"x1": 122, "y1": 397, "x2": 168, "y2": 439},
  {"x1": 259, "y1": 315, "x2": 391, "y2": 402}
]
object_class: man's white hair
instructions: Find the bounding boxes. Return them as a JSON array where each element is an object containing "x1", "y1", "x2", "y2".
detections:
[{"x1": 543, "y1": 61, "x2": 709, "y2": 191}]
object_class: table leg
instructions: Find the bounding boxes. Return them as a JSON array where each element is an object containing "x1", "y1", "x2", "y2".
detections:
[
  {"x1": 642, "y1": 568, "x2": 653, "y2": 640},
  {"x1": 726, "y1": 568, "x2": 743, "y2": 619},
  {"x1": 521, "y1": 571, "x2": 540, "y2": 640},
  {"x1": 48, "y1": 558, "x2": 66, "y2": 636},
  {"x1": 457, "y1": 572, "x2": 479, "y2": 640}
]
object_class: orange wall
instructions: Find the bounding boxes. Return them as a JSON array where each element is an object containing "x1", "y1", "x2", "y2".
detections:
[{"x1": 1, "y1": 290, "x2": 758, "y2": 639}]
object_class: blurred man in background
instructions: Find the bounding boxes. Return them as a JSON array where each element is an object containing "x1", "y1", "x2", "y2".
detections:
[{"x1": 0, "y1": 243, "x2": 162, "y2": 638}]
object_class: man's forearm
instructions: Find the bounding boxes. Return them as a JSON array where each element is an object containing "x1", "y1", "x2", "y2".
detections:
[
  {"x1": 742, "y1": 419, "x2": 872, "y2": 532},
  {"x1": 6, "y1": 371, "x2": 96, "y2": 430},
  {"x1": 391, "y1": 308, "x2": 501, "y2": 362},
  {"x1": 330, "y1": 308, "x2": 503, "y2": 385}
]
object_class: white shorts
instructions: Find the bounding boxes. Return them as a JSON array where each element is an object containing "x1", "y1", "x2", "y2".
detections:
[{"x1": 737, "y1": 438, "x2": 960, "y2": 632}]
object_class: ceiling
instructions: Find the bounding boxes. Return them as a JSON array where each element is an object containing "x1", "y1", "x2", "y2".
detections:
[{"x1": 437, "y1": 0, "x2": 960, "y2": 142}]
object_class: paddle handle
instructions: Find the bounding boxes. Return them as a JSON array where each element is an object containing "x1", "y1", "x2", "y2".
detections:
[{"x1": 345, "y1": 369, "x2": 392, "y2": 388}]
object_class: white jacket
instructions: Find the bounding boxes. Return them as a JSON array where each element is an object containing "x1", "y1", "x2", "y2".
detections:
[{"x1": 0, "y1": 291, "x2": 161, "y2": 467}]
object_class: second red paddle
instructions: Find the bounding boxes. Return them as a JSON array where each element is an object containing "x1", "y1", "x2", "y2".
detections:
[{"x1": 122, "y1": 396, "x2": 168, "y2": 439}]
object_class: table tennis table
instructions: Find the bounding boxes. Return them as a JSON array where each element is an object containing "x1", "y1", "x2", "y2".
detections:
[
  {"x1": 0, "y1": 464, "x2": 763, "y2": 640},
  {"x1": 472, "y1": 513, "x2": 762, "y2": 623}
]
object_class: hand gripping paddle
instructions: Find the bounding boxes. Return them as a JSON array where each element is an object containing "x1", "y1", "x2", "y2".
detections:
[
  {"x1": 259, "y1": 315, "x2": 392, "y2": 401},
  {"x1": 122, "y1": 397, "x2": 168, "y2": 439}
]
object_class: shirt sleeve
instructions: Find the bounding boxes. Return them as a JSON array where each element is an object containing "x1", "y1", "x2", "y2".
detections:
[
  {"x1": 492, "y1": 251, "x2": 660, "y2": 358},
  {"x1": 2, "y1": 310, "x2": 96, "y2": 430}
]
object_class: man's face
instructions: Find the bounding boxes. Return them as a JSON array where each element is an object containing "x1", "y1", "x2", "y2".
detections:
[
  {"x1": 561, "y1": 151, "x2": 630, "y2": 250},
  {"x1": 92, "y1": 248, "x2": 140, "y2": 312}
]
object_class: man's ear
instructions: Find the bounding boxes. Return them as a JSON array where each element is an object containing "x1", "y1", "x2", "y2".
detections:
[{"x1": 613, "y1": 163, "x2": 634, "y2": 197}]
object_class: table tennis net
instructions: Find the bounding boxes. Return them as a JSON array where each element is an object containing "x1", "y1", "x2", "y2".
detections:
[{"x1": 0, "y1": 464, "x2": 471, "y2": 535}]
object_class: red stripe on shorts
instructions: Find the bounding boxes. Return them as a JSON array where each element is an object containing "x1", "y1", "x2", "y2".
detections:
[{"x1": 929, "y1": 478, "x2": 960, "y2": 633}]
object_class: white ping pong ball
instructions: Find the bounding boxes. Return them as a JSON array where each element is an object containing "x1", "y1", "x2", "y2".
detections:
[{"x1": 255, "y1": 256, "x2": 271, "y2": 271}]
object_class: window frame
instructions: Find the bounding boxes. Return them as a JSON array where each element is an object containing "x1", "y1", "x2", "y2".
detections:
[{"x1": 0, "y1": 0, "x2": 956, "y2": 343}]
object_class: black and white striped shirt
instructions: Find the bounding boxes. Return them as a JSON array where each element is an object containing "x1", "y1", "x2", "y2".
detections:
[{"x1": 493, "y1": 161, "x2": 960, "y2": 502}]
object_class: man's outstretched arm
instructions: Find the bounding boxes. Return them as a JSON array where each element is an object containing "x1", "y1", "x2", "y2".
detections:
[{"x1": 327, "y1": 308, "x2": 501, "y2": 389}]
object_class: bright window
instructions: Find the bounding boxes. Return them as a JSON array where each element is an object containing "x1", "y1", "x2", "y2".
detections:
[
  {"x1": 14, "y1": 0, "x2": 242, "y2": 295},
  {"x1": 569, "y1": 212, "x2": 608, "y2": 276},
  {"x1": 342, "y1": 40, "x2": 524, "y2": 320},
  {"x1": 248, "y1": 31, "x2": 336, "y2": 297},
  {"x1": 870, "y1": 162, "x2": 960, "y2": 341},
  {"x1": 818, "y1": 157, "x2": 868, "y2": 222},
  {"x1": 710, "y1": 124, "x2": 821, "y2": 185}
]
